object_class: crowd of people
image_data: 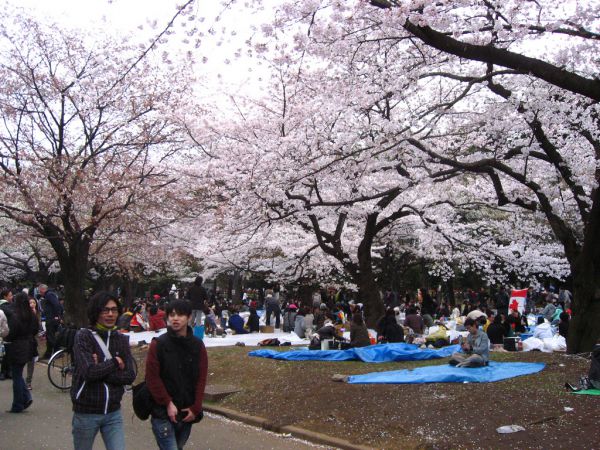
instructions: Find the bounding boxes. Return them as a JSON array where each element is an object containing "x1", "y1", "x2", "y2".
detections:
[{"x1": 0, "y1": 279, "x2": 583, "y2": 449}]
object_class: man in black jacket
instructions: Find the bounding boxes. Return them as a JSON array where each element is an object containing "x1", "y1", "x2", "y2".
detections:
[
  {"x1": 71, "y1": 292, "x2": 136, "y2": 450},
  {"x1": 186, "y1": 276, "x2": 207, "y2": 327},
  {"x1": 38, "y1": 284, "x2": 63, "y2": 359},
  {"x1": 146, "y1": 299, "x2": 208, "y2": 449}
]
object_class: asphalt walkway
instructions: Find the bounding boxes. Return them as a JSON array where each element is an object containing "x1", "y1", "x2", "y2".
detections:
[{"x1": 0, "y1": 363, "x2": 327, "y2": 450}]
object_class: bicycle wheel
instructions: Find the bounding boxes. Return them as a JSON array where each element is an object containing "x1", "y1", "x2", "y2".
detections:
[{"x1": 47, "y1": 349, "x2": 73, "y2": 390}]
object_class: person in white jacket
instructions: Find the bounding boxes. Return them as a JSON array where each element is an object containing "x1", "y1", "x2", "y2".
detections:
[
  {"x1": 0, "y1": 309, "x2": 8, "y2": 338},
  {"x1": 533, "y1": 316, "x2": 554, "y2": 340}
]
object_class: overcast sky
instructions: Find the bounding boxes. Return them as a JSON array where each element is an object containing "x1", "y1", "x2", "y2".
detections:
[{"x1": 5, "y1": 0, "x2": 272, "y2": 100}]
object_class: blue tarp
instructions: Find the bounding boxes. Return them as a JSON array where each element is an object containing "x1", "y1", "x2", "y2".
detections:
[
  {"x1": 248, "y1": 343, "x2": 460, "y2": 363},
  {"x1": 347, "y1": 361, "x2": 545, "y2": 384}
]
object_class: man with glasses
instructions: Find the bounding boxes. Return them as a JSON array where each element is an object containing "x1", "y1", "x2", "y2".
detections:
[{"x1": 70, "y1": 292, "x2": 136, "y2": 450}]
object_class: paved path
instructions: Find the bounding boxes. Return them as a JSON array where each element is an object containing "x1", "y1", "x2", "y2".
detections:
[{"x1": 0, "y1": 363, "x2": 328, "y2": 450}]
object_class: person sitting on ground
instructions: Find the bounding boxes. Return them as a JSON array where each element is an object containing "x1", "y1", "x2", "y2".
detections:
[
  {"x1": 466, "y1": 307, "x2": 486, "y2": 322},
  {"x1": 350, "y1": 313, "x2": 371, "y2": 348},
  {"x1": 393, "y1": 306, "x2": 402, "y2": 326},
  {"x1": 486, "y1": 314, "x2": 506, "y2": 345},
  {"x1": 203, "y1": 305, "x2": 218, "y2": 335},
  {"x1": 303, "y1": 308, "x2": 314, "y2": 339},
  {"x1": 551, "y1": 303, "x2": 563, "y2": 325},
  {"x1": 147, "y1": 305, "x2": 166, "y2": 331},
  {"x1": 316, "y1": 319, "x2": 343, "y2": 341},
  {"x1": 403, "y1": 307, "x2": 425, "y2": 334},
  {"x1": 483, "y1": 310, "x2": 495, "y2": 332},
  {"x1": 449, "y1": 317, "x2": 490, "y2": 368},
  {"x1": 435, "y1": 301, "x2": 450, "y2": 319},
  {"x1": 533, "y1": 316, "x2": 553, "y2": 340},
  {"x1": 450, "y1": 303, "x2": 461, "y2": 320},
  {"x1": 376, "y1": 307, "x2": 405, "y2": 343},
  {"x1": 293, "y1": 306, "x2": 306, "y2": 337},
  {"x1": 558, "y1": 312, "x2": 570, "y2": 339},
  {"x1": 460, "y1": 300, "x2": 471, "y2": 317},
  {"x1": 541, "y1": 297, "x2": 557, "y2": 323},
  {"x1": 227, "y1": 307, "x2": 248, "y2": 335},
  {"x1": 129, "y1": 303, "x2": 148, "y2": 332},
  {"x1": 247, "y1": 307, "x2": 260, "y2": 333},
  {"x1": 116, "y1": 308, "x2": 134, "y2": 331},
  {"x1": 505, "y1": 308, "x2": 526, "y2": 335}
]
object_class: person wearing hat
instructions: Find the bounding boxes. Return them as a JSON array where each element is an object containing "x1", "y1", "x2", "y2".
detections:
[{"x1": 282, "y1": 304, "x2": 298, "y2": 333}]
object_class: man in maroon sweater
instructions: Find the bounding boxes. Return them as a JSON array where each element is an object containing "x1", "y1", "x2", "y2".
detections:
[{"x1": 146, "y1": 299, "x2": 208, "y2": 449}]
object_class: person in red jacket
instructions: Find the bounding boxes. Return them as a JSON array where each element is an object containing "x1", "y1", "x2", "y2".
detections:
[
  {"x1": 147, "y1": 305, "x2": 166, "y2": 331},
  {"x1": 145, "y1": 300, "x2": 207, "y2": 449}
]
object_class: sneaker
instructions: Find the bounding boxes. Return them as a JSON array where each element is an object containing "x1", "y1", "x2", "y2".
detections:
[{"x1": 27, "y1": 383, "x2": 32, "y2": 390}]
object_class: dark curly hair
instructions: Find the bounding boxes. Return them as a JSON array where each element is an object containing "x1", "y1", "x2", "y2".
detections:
[{"x1": 87, "y1": 291, "x2": 122, "y2": 326}]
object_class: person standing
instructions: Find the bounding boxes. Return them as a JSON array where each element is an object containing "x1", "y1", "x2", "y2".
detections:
[
  {"x1": 264, "y1": 290, "x2": 281, "y2": 329},
  {"x1": 71, "y1": 292, "x2": 136, "y2": 450},
  {"x1": 26, "y1": 296, "x2": 42, "y2": 390},
  {"x1": 5, "y1": 292, "x2": 39, "y2": 412},
  {"x1": 0, "y1": 288, "x2": 14, "y2": 380},
  {"x1": 146, "y1": 299, "x2": 208, "y2": 449},
  {"x1": 186, "y1": 277, "x2": 207, "y2": 328},
  {"x1": 38, "y1": 284, "x2": 63, "y2": 360}
]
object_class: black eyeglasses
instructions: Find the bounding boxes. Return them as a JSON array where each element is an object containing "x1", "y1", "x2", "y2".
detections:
[{"x1": 101, "y1": 307, "x2": 119, "y2": 314}]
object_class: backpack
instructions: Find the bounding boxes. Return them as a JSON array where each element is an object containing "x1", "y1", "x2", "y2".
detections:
[
  {"x1": 55, "y1": 325, "x2": 78, "y2": 353},
  {"x1": 132, "y1": 381, "x2": 154, "y2": 420},
  {"x1": 132, "y1": 338, "x2": 163, "y2": 420},
  {"x1": 258, "y1": 338, "x2": 280, "y2": 346}
]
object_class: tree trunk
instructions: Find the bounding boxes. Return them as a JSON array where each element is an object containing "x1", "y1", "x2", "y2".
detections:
[
  {"x1": 62, "y1": 265, "x2": 88, "y2": 327},
  {"x1": 358, "y1": 270, "x2": 385, "y2": 327},
  {"x1": 55, "y1": 241, "x2": 91, "y2": 328},
  {"x1": 568, "y1": 258, "x2": 600, "y2": 353},
  {"x1": 121, "y1": 275, "x2": 136, "y2": 309}
]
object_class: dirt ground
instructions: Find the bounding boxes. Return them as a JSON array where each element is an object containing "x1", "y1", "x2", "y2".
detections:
[
  {"x1": 204, "y1": 347, "x2": 598, "y2": 450},
  {"x1": 39, "y1": 337, "x2": 597, "y2": 449}
]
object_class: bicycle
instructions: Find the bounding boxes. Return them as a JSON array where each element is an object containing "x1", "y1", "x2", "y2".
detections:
[
  {"x1": 47, "y1": 348, "x2": 73, "y2": 390},
  {"x1": 47, "y1": 348, "x2": 138, "y2": 391}
]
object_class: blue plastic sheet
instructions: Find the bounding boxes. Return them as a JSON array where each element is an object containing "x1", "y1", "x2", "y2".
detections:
[
  {"x1": 248, "y1": 343, "x2": 460, "y2": 363},
  {"x1": 347, "y1": 361, "x2": 545, "y2": 384}
]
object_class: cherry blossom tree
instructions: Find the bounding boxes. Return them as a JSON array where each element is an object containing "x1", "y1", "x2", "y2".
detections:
[
  {"x1": 237, "y1": 0, "x2": 598, "y2": 351},
  {"x1": 0, "y1": 10, "x2": 195, "y2": 324},
  {"x1": 187, "y1": 20, "x2": 567, "y2": 325}
]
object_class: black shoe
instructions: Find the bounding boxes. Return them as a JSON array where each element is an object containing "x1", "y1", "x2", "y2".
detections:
[
  {"x1": 23, "y1": 400, "x2": 32, "y2": 410},
  {"x1": 7, "y1": 409, "x2": 24, "y2": 413}
]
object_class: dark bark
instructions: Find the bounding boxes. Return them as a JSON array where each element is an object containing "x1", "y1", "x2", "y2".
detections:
[
  {"x1": 568, "y1": 190, "x2": 600, "y2": 353},
  {"x1": 356, "y1": 214, "x2": 385, "y2": 327},
  {"x1": 61, "y1": 261, "x2": 88, "y2": 327},
  {"x1": 48, "y1": 235, "x2": 91, "y2": 327},
  {"x1": 357, "y1": 269, "x2": 385, "y2": 327}
]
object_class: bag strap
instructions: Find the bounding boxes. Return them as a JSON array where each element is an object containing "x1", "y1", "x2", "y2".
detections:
[{"x1": 91, "y1": 330, "x2": 113, "y2": 361}]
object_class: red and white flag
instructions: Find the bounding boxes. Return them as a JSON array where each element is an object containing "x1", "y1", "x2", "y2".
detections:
[{"x1": 509, "y1": 289, "x2": 528, "y2": 314}]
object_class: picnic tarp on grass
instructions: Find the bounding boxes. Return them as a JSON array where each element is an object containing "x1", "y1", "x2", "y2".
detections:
[
  {"x1": 572, "y1": 388, "x2": 600, "y2": 396},
  {"x1": 248, "y1": 343, "x2": 460, "y2": 363},
  {"x1": 347, "y1": 361, "x2": 545, "y2": 384}
]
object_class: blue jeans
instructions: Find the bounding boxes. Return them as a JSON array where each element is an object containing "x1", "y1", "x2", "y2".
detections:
[
  {"x1": 151, "y1": 417, "x2": 192, "y2": 450},
  {"x1": 10, "y1": 363, "x2": 31, "y2": 412},
  {"x1": 72, "y1": 410, "x2": 125, "y2": 450}
]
